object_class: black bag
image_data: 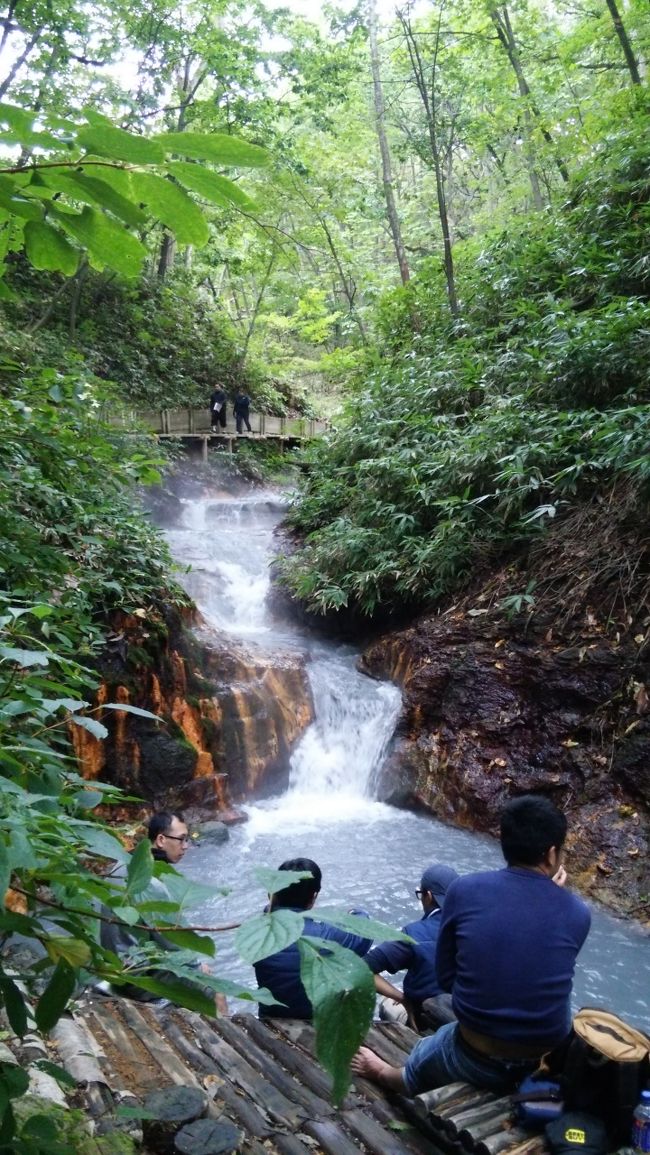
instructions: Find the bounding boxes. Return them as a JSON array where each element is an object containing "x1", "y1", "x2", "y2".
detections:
[
  {"x1": 549, "y1": 1008, "x2": 650, "y2": 1145},
  {"x1": 512, "y1": 1073, "x2": 564, "y2": 1129}
]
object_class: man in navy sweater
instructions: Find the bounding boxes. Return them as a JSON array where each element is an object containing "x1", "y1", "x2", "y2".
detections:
[
  {"x1": 352, "y1": 795, "x2": 591, "y2": 1096},
  {"x1": 364, "y1": 862, "x2": 458, "y2": 1030},
  {"x1": 255, "y1": 857, "x2": 373, "y2": 1019}
]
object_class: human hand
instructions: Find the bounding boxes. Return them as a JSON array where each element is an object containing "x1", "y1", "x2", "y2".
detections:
[{"x1": 552, "y1": 865, "x2": 567, "y2": 887}]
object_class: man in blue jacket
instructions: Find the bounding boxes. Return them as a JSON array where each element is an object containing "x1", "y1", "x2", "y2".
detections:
[
  {"x1": 364, "y1": 863, "x2": 458, "y2": 1030},
  {"x1": 352, "y1": 795, "x2": 591, "y2": 1096},
  {"x1": 255, "y1": 857, "x2": 373, "y2": 1019}
]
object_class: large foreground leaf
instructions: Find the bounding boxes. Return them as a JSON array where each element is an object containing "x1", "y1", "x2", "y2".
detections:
[
  {"x1": 129, "y1": 172, "x2": 209, "y2": 246},
  {"x1": 299, "y1": 937, "x2": 376, "y2": 1104},
  {"x1": 236, "y1": 909, "x2": 304, "y2": 964},
  {"x1": 154, "y1": 132, "x2": 267, "y2": 167}
]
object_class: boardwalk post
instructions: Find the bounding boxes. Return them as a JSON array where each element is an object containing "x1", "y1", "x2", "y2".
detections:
[{"x1": 202, "y1": 437, "x2": 208, "y2": 464}]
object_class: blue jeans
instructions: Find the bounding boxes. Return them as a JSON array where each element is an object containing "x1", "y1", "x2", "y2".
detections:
[{"x1": 403, "y1": 1023, "x2": 540, "y2": 1097}]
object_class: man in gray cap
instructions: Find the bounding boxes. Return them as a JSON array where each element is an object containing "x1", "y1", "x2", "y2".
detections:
[{"x1": 364, "y1": 863, "x2": 459, "y2": 1031}]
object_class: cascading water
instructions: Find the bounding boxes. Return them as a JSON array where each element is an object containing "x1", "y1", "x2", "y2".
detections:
[
  {"x1": 167, "y1": 488, "x2": 403, "y2": 827},
  {"x1": 162, "y1": 478, "x2": 650, "y2": 1031}
]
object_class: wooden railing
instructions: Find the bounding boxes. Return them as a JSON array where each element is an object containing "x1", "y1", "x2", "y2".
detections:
[{"x1": 109, "y1": 408, "x2": 328, "y2": 439}]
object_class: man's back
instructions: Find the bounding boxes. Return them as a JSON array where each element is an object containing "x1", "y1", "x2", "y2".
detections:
[
  {"x1": 256, "y1": 912, "x2": 372, "y2": 1019},
  {"x1": 437, "y1": 867, "x2": 591, "y2": 1049}
]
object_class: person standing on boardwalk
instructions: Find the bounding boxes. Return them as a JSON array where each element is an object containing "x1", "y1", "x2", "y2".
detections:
[
  {"x1": 210, "y1": 386, "x2": 227, "y2": 430},
  {"x1": 364, "y1": 862, "x2": 458, "y2": 1031},
  {"x1": 351, "y1": 795, "x2": 591, "y2": 1097},
  {"x1": 233, "y1": 389, "x2": 252, "y2": 434}
]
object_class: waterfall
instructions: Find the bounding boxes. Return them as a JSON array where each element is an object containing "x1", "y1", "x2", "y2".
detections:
[{"x1": 167, "y1": 489, "x2": 402, "y2": 822}]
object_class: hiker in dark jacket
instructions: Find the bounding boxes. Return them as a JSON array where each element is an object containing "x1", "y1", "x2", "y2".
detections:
[
  {"x1": 364, "y1": 862, "x2": 458, "y2": 1031},
  {"x1": 210, "y1": 387, "x2": 227, "y2": 429},
  {"x1": 233, "y1": 389, "x2": 252, "y2": 434},
  {"x1": 254, "y1": 857, "x2": 372, "y2": 1019}
]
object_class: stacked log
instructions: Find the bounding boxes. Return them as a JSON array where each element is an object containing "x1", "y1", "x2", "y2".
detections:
[{"x1": 412, "y1": 1083, "x2": 547, "y2": 1155}]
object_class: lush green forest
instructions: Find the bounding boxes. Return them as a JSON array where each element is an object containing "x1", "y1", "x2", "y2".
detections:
[{"x1": 1, "y1": 0, "x2": 650, "y2": 1143}]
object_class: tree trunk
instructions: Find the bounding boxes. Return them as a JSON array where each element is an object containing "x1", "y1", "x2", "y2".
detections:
[
  {"x1": 604, "y1": 0, "x2": 642, "y2": 85},
  {"x1": 399, "y1": 7, "x2": 459, "y2": 320},
  {"x1": 156, "y1": 57, "x2": 208, "y2": 279},
  {"x1": 157, "y1": 231, "x2": 177, "y2": 279},
  {"x1": 368, "y1": 0, "x2": 410, "y2": 286},
  {"x1": 0, "y1": 27, "x2": 41, "y2": 99},
  {"x1": 489, "y1": 5, "x2": 569, "y2": 189},
  {"x1": 239, "y1": 245, "x2": 277, "y2": 366}
]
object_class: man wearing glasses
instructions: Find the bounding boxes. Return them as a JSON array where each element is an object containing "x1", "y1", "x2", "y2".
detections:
[
  {"x1": 364, "y1": 863, "x2": 458, "y2": 1031},
  {"x1": 148, "y1": 810, "x2": 191, "y2": 865},
  {"x1": 101, "y1": 810, "x2": 226, "y2": 1012}
]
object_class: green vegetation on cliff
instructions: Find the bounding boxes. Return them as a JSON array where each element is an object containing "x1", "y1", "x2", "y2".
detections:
[{"x1": 285, "y1": 113, "x2": 650, "y2": 617}]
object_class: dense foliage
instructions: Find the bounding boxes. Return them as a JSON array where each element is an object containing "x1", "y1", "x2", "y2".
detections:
[
  {"x1": 2, "y1": 0, "x2": 650, "y2": 1142},
  {"x1": 285, "y1": 115, "x2": 650, "y2": 616}
]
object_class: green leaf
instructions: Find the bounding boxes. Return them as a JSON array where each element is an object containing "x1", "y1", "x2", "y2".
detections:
[
  {"x1": 126, "y1": 838, "x2": 153, "y2": 897},
  {"x1": 33, "y1": 1061, "x2": 76, "y2": 1089},
  {"x1": 50, "y1": 205, "x2": 146, "y2": 277},
  {"x1": 74, "y1": 823, "x2": 128, "y2": 863},
  {"x1": 103, "y1": 703, "x2": 161, "y2": 720},
  {"x1": 0, "y1": 975, "x2": 28, "y2": 1037},
  {"x1": 69, "y1": 714, "x2": 108, "y2": 740},
  {"x1": 235, "y1": 909, "x2": 304, "y2": 964},
  {"x1": 168, "y1": 163, "x2": 256, "y2": 210},
  {"x1": 0, "y1": 646, "x2": 49, "y2": 667},
  {"x1": 77, "y1": 112, "x2": 165, "y2": 165},
  {"x1": 0, "y1": 176, "x2": 43, "y2": 221},
  {"x1": 299, "y1": 938, "x2": 376, "y2": 1105},
  {"x1": 154, "y1": 132, "x2": 268, "y2": 167},
  {"x1": 35, "y1": 961, "x2": 76, "y2": 1032},
  {"x1": 155, "y1": 870, "x2": 222, "y2": 911},
  {"x1": 37, "y1": 168, "x2": 148, "y2": 229},
  {"x1": 316, "y1": 907, "x2": 410, "y2": 944},
  {"x1": 44, "y1": 936, "x2": 91, "y2": 967},
  {"x1": 0, "y1": 1064, "x2": 29, "y2": 1099},
  {"x1": 253, "y1": 866, "x2": 315, "y2": 895},
  {"x1": 161, "y1": 928, "x2": 215, "y2": 956},
  {"x1": 0, "y1": 842, "x2": 9, "y2": 900},
  {"x1": 129, "y1": 172, "x2": 209, "y2": 246},
  {"x1": 113, "y1": 973, "x2": 216, "y2": 1016},
  {"x1": 111, "y1": 905, "x2": 139, "y2": 925},
  {"x1": 24, "y1": 220, "x2": 79, "y2": 276},
  {"x1": 20, "y1": 1114, "x2": 59, "y2": 1142}
]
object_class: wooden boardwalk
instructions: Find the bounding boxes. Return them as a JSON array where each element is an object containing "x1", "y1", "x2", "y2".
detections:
[
  {"x1": 110, "y1": 407, "x2": 328, "y2": 459},
  {"x1": 44, "y1": 997, "x2": 548, "y2": 1155}
]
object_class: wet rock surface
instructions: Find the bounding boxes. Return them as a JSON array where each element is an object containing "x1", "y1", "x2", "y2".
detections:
[
  {"x1": 71, "y1": 605, "x2": 314, "y2": 818},
  {"x1": 362, "y1": 609, "x2": 650, "y2": 921}
]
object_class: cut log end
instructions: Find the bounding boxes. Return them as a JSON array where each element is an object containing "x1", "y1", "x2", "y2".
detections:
[{"x1": 174, "y1": 1119, "x2": 242, "y2": 1155}]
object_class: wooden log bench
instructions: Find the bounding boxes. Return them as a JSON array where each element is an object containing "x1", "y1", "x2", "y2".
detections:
[{"x1": 43, "y1": 996, "x2": 549, "y2": 1155}]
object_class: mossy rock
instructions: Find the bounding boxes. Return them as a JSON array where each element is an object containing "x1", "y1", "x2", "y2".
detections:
[{"x1": 13, "y1": 1096, "x2": 137, "y2": 1154}]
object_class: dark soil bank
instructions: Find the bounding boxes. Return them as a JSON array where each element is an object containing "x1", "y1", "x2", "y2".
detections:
[{"x1": 360, "y1": 493, "x2": 650, "y2": 921}]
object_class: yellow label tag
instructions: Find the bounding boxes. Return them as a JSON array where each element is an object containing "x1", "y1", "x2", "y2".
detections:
[{"x1": 565, "y1": 1129, "x2": 586, "y2": 1144}]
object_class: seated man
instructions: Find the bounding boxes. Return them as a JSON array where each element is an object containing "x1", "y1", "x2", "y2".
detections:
[
  {"x1": 352, "y1": 795, "x2": 591, "y2": 1096},
  {"x1": 101, "y1": 810, "x2": 226, "y2": 1012},
  {"x1": 364, "y1": 862, "x2": 458, "y2": 1031},
  {"x1": 254, "y1": 857, "x2": 373, "y2": 1019}
]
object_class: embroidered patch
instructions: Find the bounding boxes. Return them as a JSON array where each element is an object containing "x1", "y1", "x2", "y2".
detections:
[{"x1": 565, "y1": 1129, "x2": 586, "y2": 1144}]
